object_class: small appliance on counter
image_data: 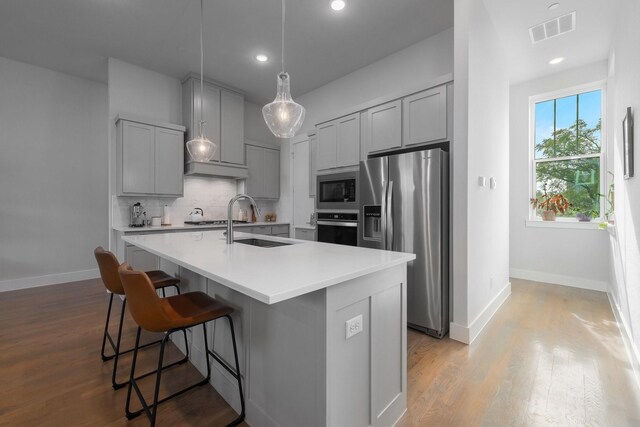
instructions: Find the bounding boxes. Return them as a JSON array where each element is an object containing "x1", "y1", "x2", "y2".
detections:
[
  {"x1": 129, "y1": 202, "x2": 146, "y2": 227},
  {"x1": 189, "y1": 208, "x2": 204, "y2": 222}
]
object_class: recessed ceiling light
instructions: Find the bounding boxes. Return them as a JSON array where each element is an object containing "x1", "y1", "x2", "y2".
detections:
[
  {"x1": 549, "y1": 57, "x2": 564, "y2": 65},
  {"x1": 331, "y1": 0, "x2": 345, "y2": 11},
  {"x1": 255, "y1": 54, "x2": 269, "y2": 62},
  {"x1": 548, "y1": 3, "x2": 560, "y2": 10}
]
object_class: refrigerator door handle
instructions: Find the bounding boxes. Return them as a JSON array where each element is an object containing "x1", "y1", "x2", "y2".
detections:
[
  {"x1": 387, "y1": 181, "x2": 394, "y2": 250},
  {"x1": 381, "y1": 180, "x2": 389, "y2": 250}
]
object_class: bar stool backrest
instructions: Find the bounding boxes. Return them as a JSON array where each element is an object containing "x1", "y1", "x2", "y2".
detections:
[
  {"x1": 118, "y1": 263, "x2": 174, "y2": 332},
  {"x1": 94, "y1": 246, "x2": 124, "y2": 295}
]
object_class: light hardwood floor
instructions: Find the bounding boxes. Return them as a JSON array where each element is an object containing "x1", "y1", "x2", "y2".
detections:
[{"x1": 0, "y1": 278, "x2": 639, "y2": 426}]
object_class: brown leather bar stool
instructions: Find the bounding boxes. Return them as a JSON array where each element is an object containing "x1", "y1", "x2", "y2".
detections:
[
  {"x1": 94, "y1": 247, "x2": 188, "y2": 390},
  {"x1": 118, "y1": 263, "x2": 245, "y2": 427}
]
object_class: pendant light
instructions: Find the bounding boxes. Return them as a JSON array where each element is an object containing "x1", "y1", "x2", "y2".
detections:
[
  {"x1": 187, "y1": 0, "x2": 217, "y2": 162},
  {"x1": 262, "y1": 0, "x2": 306, "y2": 138}
]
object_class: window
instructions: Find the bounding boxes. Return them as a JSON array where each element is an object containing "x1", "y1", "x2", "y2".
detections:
[{"x1": 530, "y1": 84, "x2": 604, "y2": 220}]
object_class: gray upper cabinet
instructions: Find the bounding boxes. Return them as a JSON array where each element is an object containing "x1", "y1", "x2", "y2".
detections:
[
  {"x1": 336, "y1": 113, "x2": 360, "y2": 167},
  {"x1": 182, "y1": 75, "x2": 245, "y2": 172},
  {"x1": 246, "y1": 143, "x2": 280, "y2": 199},
  {"x1": 309, "y1": 133, "x2": 317, "y2": 197},
  {"x1": 117, "y1": 116, "x2": 185, "y2": 197},
  {"x1": 221, "y1": 89, "x2": 245, "y2": 165},
  {"x1": 316, "y1": 113, "x2": 360, "y2": 170},
  {"x1": 364, "y1": 99, "x2": 402, "y2": 153},
  {"x1": 263, "y1": 148, "x2": 280, "y2": 198},
  {"x1": 154, "y1": 127, "x2": 184, "y2": 195},
  {"x1": 121, "y1": 121, "x2": 155, "y2": 194},
  {"x1": 403, "y1": 86, "x2": 447, "y2": 146},
  {"x1": 316, "y1": 121, "x2": 337, "y2": 170}
]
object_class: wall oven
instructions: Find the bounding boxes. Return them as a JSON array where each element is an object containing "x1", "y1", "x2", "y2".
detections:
[
  {"x1": 316, "y1": 172, "x2": 358, "y2": 210},
  {"x1": 316, "y1": 212, "x2": 358, "y2": 246}
]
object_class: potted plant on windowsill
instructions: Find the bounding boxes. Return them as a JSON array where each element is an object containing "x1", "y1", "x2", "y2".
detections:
[{"x1": 530, "y1": 184, "x2": 571, "y2": 221}]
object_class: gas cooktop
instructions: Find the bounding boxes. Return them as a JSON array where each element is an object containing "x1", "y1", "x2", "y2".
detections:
[{"x1": 184, "y1": 220, "x2": 249, "y2": 226}]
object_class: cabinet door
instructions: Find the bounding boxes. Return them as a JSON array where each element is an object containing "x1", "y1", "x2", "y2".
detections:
[
  {"x1": 263, "y1": 148, "x2": 280, "y2": 199},
  {"x1": 403, "y1": 86, "x2": 447, "y2": 146},
  {"x1": 316, "y1": 121, "x2": 337, "y2": 170},
  {"x1": 245, "y1": 145, "x2": 265, "y2": 198},
  {"x1": 197, "y1": 83, "x2": 221, "y2": 162},
  {"x1": 295, "y1": 228, "x2": 316, "y2": 241},
  {"x1": 221, "y1": 90, "x2": 245, "y2": 165},
  {"x1": 125, "y1": 245, "x2": 159, "y2": 271},
  {"x1": 293, "y1": 139, "x2": 314, "y2": 228},
  {"x1": 154, "y1": 127, "x2": 184, "y2": 196},
  {"x1": 122, "y1": 121, "x2": 155, "y2": 194},
  {"x1": 336, "y1": 113, "x2": 360, "y2": 167},
  {"x1": 365, "y1": 100, "x2": 402, "y2": 153},
  {"x1": 309, "y1": 134, "x2": 317, "y2": 197}
]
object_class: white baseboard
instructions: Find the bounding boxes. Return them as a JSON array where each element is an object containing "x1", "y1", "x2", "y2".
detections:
[
  {"x1": 607, "y1": 292, "x2": 640, "y2": 389},
  {"x1": 509, "y1": 268, "x2": 607, "y2": 292},
  {"x1": 450, "y1": 282, "x2": 512, "y2": 344},
  {"x1": 0, "y1": 268, "x2": 100, "y2": 293}
]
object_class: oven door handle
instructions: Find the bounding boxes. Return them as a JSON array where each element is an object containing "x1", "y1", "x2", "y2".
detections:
[{"x1": 316, "y1": 221, "x2": 358, "y2": 227}]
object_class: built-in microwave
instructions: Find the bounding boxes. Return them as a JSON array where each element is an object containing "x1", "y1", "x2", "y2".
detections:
[{"x1": 316, "y1": 172, "x2": 358, "y2": 210}]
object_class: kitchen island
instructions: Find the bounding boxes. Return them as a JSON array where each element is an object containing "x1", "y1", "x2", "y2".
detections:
[{"x1": 122, "y1": 230, "x2": 415, "y2": 427}]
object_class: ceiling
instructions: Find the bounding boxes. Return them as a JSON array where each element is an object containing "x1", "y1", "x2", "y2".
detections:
[
  {"x1": 483, "y1": 0, "x2": 620, "y2": 84},
  {"x1": 0, "y1": 0, "x2": 453, "y2": 104}
]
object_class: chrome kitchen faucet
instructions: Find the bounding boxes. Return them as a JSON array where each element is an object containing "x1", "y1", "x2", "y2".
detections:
[{"x1": 227, "y1": 194, "x2": 262, "y2": 244}]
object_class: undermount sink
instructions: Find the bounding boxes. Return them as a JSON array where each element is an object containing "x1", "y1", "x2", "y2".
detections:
[{"x1": 234, "y1": 238, "x2": 292, "y2": 248}]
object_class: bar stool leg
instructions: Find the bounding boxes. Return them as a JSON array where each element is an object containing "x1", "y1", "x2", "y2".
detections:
[
  {"x1": 226, "y1": 315, "x2": 246, "y2": 426},
  {"x1": 111, "y1": 298, "x2": 128, "y2": 389},
  {"x1": 125, "y1": 326, "x2": 143, "y2": 420},
  {"x1": 101, "y1": 293, "x2": 115, "y2": 361}
]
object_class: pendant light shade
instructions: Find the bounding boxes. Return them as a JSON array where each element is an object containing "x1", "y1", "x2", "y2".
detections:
[
  {"x1": 263, "y1": 0, "x2": 305, "y2": 138},
  {"x1": 187, "y1": 0, "x2": 217, "y2": 162},
  {"x1": 262, "y1": 72, "x2": 306, "y2": 138}
]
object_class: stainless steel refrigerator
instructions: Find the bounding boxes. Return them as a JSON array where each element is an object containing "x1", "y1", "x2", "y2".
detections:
[{"x1": 359, "y1": 148, "x2": 449, "y2": 338}]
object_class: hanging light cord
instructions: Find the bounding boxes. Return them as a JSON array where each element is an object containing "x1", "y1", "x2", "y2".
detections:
[
  {"x1": 281, "y1": 0, "x2": 285, "y2": 74},
  {"x1": 199, "y1": 0, "x2": 205, "y2": 136}
]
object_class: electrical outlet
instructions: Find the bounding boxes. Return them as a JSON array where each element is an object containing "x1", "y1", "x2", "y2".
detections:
[{"x1": 346, "y1": 315, "x2": 363, "y2": 339}]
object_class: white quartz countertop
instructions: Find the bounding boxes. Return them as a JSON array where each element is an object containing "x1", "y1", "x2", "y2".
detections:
[
  {"x1": 113, "y1": 221, "x2": 289, "y2": 233},
  {"x1": 122, "y1": 230, "x2": 415, "y2": 304}
]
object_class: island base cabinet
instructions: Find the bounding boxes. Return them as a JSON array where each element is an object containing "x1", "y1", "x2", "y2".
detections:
[{"x1": 170, "y1": 263, "x2": 407, "y2": 427}]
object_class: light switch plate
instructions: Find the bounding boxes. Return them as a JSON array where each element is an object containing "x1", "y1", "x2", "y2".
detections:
[{"x1": 346, "y1": 314, "x2": 363, "y2": 339}]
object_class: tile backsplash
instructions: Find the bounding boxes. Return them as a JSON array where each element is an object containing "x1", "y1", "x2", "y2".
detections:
[{"x1": 112, "y1": 176, "x2": 277, "y2": 226}]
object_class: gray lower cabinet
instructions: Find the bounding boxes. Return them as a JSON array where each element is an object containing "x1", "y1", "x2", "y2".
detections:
[
  {"x1": 245, "y1": 143, "x2": 280, "y2": 199},
  {"x1": 295, "y1": 228, "x2": 316, "y2": 241},
  {"x1": 125, "y1": 244, "x2": 159, "y2": 271},
  {"x1": 117, "y1": 116, "x2": 185, "y2": 197},
  {"x1": 241, "y1": 224, "x2": 289, "y2": 237}
]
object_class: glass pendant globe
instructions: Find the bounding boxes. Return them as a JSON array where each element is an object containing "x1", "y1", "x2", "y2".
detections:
[
  {"x1": 263, "y1": 72, "x2": 305, "y2": 138},
  {"x1": 186, "y1": 134, "x2": 217, "y2": 162}
]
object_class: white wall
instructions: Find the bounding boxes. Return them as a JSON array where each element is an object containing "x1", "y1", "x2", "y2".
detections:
[
  {"x1": 450, "y1": 0, "x2": 511, "y2": 343},
  {"x1": 607, "y1": 0, "x2": 640, "y2": 379},
  {"x1": 107, "y1": 58, "x2": 277, "y2": 232},
  {"x1": 509, "y1": 61, "x2": 611, "y2": 290},
  {"x1": 0, "y1": 56, "x2": 108, "y2": 290}
]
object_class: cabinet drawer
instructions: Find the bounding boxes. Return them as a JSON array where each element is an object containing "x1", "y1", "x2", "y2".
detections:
[
  {"x1": 271, "y1": 225, "x2": 289, "y2": 235},
  {"x1": 295, "y1": 228, "x2": 316, "y2": 241},
  {"x1": 252, "y1": 226, "x2": 271, "y2": 235}
]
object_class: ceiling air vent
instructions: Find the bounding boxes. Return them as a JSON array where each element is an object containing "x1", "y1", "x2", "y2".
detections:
[{"x1": 529, "y1": 11, "x2": 576, "y2": 44}]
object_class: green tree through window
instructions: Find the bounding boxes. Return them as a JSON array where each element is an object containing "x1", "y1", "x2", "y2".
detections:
[{"x1": 533, "y1": 89, "x2": 603, "y2": 218}]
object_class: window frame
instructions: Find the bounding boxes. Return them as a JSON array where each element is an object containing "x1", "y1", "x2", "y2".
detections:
[{"x1": 528, "y1": 80, "x2": 607, "y2": 223}]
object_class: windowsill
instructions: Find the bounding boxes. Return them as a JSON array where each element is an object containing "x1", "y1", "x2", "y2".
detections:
[{"x1": 525, "y1": 219, "x2": 603, "y2": 230}]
